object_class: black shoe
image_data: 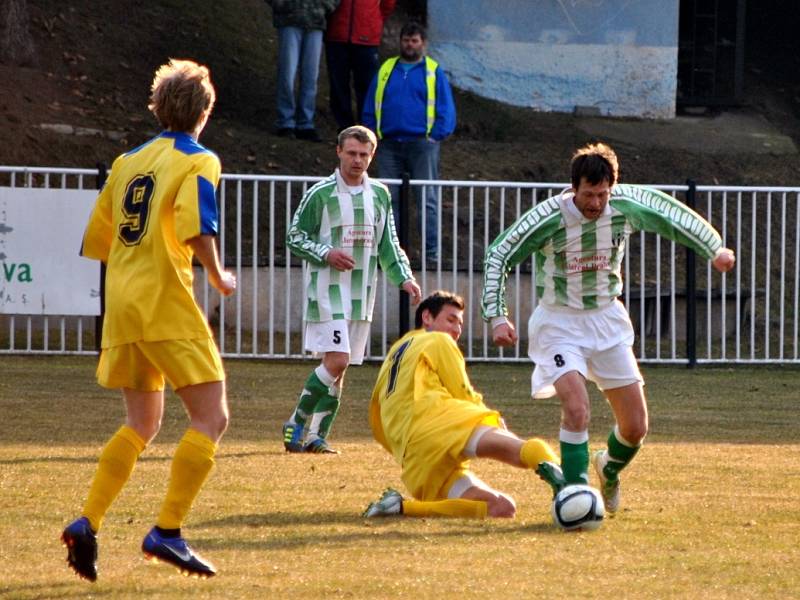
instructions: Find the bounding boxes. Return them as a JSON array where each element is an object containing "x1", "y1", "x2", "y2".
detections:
[
  {"x1": 303, "y1": 437, "x2": 339, "y2": 454},
  {"x1": 274, "y1": 127, "x2": 295, "y2": 138},
  {"x1": 142, "y1": 527, "x2": 217, "y2": 578},
  {"x1": 295, "y1": 128, "x2": 322, "y2": 142},
  {"x1": 62, "y1": 517, "x2": 98, "y2": 582}
]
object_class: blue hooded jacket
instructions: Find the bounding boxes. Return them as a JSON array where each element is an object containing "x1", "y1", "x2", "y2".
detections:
[{"x1": 362, "y1": 58, "x2": 456, "y2": 142}]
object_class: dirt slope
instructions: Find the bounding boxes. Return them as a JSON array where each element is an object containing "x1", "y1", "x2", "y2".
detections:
[{"x1": 1, "y1": 1, "x2": 798, "y2": 186}]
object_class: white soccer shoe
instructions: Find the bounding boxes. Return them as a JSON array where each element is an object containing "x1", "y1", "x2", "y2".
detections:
[
  {"x1": 362, "y1": 488, "x2": 403, "y2": 517},
  {"x1": 592, "y1": 450, "x2": 620, "y2": 513}
]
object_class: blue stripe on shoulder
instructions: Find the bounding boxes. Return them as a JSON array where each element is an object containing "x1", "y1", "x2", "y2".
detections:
[
  {"x1": 124, "y1": 132, "x2": 213, "y2": 157},
  {"x1": 124, "y1": 135, "x2": 160, "y2": 156},
  {"x1": 197, "y1": 175, "x2": 219, "y2": 235},
  {"x1": 161, "y1": 131, "x2": 213, "y2": 156}
]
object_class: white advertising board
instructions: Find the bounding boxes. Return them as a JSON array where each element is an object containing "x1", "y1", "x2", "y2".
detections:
[{"x1": 0, "y1": 187, "x2": 101, "y2": 316}]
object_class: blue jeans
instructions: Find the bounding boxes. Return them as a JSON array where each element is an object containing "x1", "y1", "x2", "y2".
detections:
[
  {"x1": 275, "y1": 27, "x2": 322, "y2": 130},
  {"x1": 377, "y1": 138, "x2": 440, "y2": 260}
]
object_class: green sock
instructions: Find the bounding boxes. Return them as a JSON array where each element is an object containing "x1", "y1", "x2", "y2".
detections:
[
  {"x1": 603, "y1": 429, "x2": 641, "y2": 482},
  {"x1": 314, "y1": 392, "x2": 341, "y2": 439},
  {"x1": 292, "y1": 370, "x2": 330, "y2": 427},
  {"x1": 560, "y1": 440, "x2": 590, "y2": 484}
]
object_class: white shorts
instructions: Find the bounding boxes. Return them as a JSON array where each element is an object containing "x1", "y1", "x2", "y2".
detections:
[
  {"x1": 304, "y1": 319, "x2": 371, "y2": 365},
  {"x1": 528, "y1": 300, "x2": 642, "y2": 398}
]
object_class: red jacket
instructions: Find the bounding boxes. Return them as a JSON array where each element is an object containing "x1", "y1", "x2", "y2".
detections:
[{"x1": 325, "y1": 0, "x2": 396, "y2": 46}]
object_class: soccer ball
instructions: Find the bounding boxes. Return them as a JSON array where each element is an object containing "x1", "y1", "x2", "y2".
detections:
[{"x1": 551, "y1": 484, "x2": 605, "y2": 531}]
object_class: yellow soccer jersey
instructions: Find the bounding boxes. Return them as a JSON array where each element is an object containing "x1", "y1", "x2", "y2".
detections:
[
  {"x1": 370, "y1": 329, "x2": 501, "y2": 499},
  {"x1": 81, "y1": 131, "x2": 221, "y2": 347}
]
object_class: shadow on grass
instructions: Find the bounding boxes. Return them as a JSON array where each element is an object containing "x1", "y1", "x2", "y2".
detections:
[
  {"x1": 193, "y1": 511, "x2": 555, "y2": 550},
  {"x1": 0, "y1": 450, "x2": 267, "y2": 466},
  {"x1": 0, "y1": 581, "x2": 115, "y2": 598}
]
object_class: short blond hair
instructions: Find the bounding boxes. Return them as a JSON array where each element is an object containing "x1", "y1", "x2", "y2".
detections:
[
  {"x1": 337, "y1": 125, "x2": 377, "y2": 150},
  {"x1": 148, "y1": 59, "x2": 216, "y2": 132}
]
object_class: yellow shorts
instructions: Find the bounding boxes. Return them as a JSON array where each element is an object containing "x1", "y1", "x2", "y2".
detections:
[
  {"x1": 401, "y1": 400, "x2": 501, "y2": 501},
  {"x1": 97, "y1": 337, "x2": 225, "y2": 392}
]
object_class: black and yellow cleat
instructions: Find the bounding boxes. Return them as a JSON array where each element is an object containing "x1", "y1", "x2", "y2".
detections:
[{"x1": 282, "y1": 421, "x2": 305, "y2": 453}]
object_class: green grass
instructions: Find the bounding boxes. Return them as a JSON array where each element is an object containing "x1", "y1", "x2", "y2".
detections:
[{"x1": 1, "y1": 356, "x2": 799, "y2": 599}]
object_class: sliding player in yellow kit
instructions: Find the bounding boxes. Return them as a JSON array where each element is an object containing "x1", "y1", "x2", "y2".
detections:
[
  {"x1": 363, "y1": 291, "x2": 564, "y2": 519},
  {"x1": 61, "y1": 59, "x2": 235, "y2": 581}
]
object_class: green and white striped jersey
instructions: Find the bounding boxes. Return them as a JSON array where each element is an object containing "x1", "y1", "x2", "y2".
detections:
[
  {"x1": 287, "y1": 169, "x2": 415, "y2": 322},
  {"x1": 481, "y1": 184, "x2": 723, "y2": 318}
]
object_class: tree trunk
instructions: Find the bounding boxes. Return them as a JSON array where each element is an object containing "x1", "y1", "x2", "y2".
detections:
[{"x1": 1, "y1": 0, "x2": 36, "y2": 66}]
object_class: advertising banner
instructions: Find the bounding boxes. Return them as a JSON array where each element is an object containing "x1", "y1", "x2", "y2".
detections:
[{"x1": 0, "y1": 187, "x2": 100, "y2": 316}]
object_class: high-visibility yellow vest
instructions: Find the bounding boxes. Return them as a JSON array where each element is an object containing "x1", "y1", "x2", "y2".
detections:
[{"x1": 374, "y1": 55, "x2": 439, "y2": 139}]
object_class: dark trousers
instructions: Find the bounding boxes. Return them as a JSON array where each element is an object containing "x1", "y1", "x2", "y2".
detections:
[
  {"x1": 325, "y1": 42, "x2": 379, "y2": 130},
  {"x1": 377, "y1": 138, "x2": 441, "y2": 260}
]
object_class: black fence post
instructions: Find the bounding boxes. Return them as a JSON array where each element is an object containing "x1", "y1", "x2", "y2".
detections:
[
  {"x1": 398, "y1": 172, "x2": 411, "y2": 336},
  {"x1": 685, "y1": 179, "x2": 697, "y2": 368},
  {"x1": 95, "y1": 163, "x2": 107, "y2": 353}
]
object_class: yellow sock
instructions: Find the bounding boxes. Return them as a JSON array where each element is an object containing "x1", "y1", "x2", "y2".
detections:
[
  {"x1": 82, "y1": 425, "x2": 146, "y2": 532},
  {"x1": 520, "y1": 437, "x2": 558, "y2": 469},
  {"x1": 157, "y1": 428, "x2": 217, "y2": 530},
  {"x1": 403, "y1": 498, "x2": 488, "y2": 519}
]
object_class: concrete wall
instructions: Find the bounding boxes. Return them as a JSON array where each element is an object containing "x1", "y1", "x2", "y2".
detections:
[
  {"x1": 0, "y1": 266, "x2": 747, "y2": 355},
  {"x1": 203, "y1": 267, "x2": 736, "y2": 347},
  {"x1": 197, "y1": 266, "x2": 521, "y2": 337},
  {"x1": 428, "y1": 0, "x2": 680, "y2": 118}
]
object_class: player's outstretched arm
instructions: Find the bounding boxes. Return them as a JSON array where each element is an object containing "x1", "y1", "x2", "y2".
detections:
[
  {"x1": 188, "y1": 234, "x2": 236, "y2": 296},
  {"x1": 712, "y1": 248, "x2": 736, "y2": 273}
]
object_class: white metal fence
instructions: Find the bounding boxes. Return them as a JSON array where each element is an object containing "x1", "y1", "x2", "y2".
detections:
[{"x1": 1, "y1": 166, "x2": 798, "y2": 364}]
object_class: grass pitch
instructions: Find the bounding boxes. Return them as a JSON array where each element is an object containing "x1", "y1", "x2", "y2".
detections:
[{"x1": 1, "y1": 356, "x2": 799, "y2": 599}]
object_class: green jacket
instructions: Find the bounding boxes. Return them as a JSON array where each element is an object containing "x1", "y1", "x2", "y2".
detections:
[{"x1": 266, "y1": 0, "x2": 340, "y2": 30}]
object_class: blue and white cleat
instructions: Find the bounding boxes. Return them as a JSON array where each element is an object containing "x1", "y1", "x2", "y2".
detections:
[
  {"x1": 282, "y1": 421, "x2": 305, "y2": 453},
  {"x1": 142, "y1": 527, "x2": 216, "y2": 578}
]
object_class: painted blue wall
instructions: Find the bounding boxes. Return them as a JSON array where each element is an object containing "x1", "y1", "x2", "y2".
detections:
[{"x1": 428, "y1": 0, "x2": 680, "y2": 118}]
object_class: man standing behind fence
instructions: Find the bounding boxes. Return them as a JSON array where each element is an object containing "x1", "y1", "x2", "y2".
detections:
[
  {"x1": 62, "y1": 59, "x2": 236, "y2": 581},
  {"x1": 481, "y1": 142, "x2": 735, "y2": 514},
  {"x1": 362, "y1": 21, "x2": 456, "y2": 262},
  {"x1": 266, "y1": 0, "x2": 339, "y2": 141},
  {"x1": 283, "y1": 125, "x2": 421, "y2": 454},
  {"x1": 325, "y1": 0, "x2": 396, "y2": 130}
]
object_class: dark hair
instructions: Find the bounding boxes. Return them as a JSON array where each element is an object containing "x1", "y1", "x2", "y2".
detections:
[
  {"x1": 414, "y1": 290, "x2": 464, "y2": 328},
  {"x1": 400, "y1": 21, "x2": 427, "y2": 41},
  {"x1": 570, "y1": 142, "x2": 619, "y2": 189}
]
